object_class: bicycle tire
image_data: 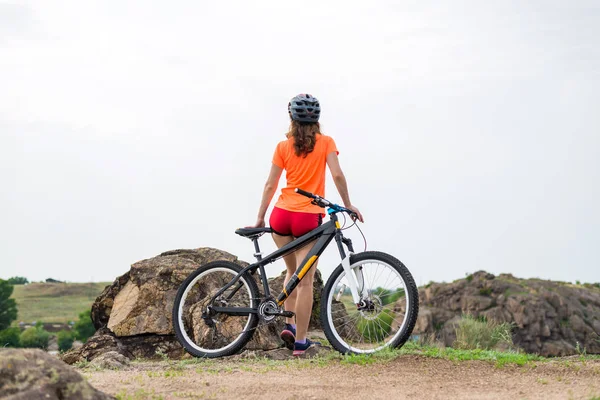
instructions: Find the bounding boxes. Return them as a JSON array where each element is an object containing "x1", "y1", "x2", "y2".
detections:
[
  {"x1": 172, "y1": 260, "x2": 260, "y2": 358},
  {"x1": 320, "y1": 251, "x2": 419, "y2": 354}
]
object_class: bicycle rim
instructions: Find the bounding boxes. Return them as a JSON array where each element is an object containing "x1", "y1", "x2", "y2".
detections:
[
  {"x1": 175, "y1": 266, "x2": 256, "y2": 355},
  {"x1": 325, "y1": 258, "x2": 411, "y2": 353}
]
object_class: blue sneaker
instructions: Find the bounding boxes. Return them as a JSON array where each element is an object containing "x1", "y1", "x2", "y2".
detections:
[
  {"x1": 280, "y1": 324, "x2": 296, "y2": 350},
  {"x1": 293, "y1": 339, "x2": 321, "y2": 356}
]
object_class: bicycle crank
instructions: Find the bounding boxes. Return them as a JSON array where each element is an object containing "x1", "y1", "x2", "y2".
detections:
[
  {"x1": 265, "y1": 309, "x2": 295, "y2": 318},
  {"x1": 259, "y1": 299, "x2": 295, "y2": 321}
]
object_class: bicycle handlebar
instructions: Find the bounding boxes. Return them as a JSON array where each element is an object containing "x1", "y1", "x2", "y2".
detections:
[
  {"x1": 295, "y1": 188, "x2": 313, "y2": 198},
  {"x1": 294, "y1": 188, "x2": 357, "y2": 219},
  {"x1": 294, "y1": 188, "x2": 329, "y2": 206}
]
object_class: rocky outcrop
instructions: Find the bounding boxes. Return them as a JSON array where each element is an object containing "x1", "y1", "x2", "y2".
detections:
[
  {"x1": 0, "y1": 348, "x2": 113, "y2": 399},
  {"x1": 414, "y1": 271, "x2": 600, "y2": 356},
  {"x1": 61, "y1": 327, "x2": 189, "y2": 364},
  {"x1": 63, "y1": 247, "x2": 324, "y2": 364},
  {"x1": 91, "y1": 247, "x2": 244, "y2": 334}
]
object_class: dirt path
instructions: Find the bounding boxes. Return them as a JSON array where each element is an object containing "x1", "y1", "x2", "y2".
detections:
[{"x1": 83, "y1": 356, "x2": 600, "y2": 400}]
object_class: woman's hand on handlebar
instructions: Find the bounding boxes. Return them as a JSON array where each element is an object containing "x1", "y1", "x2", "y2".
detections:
[{"x1": 347, "y1": 205, "x2": 364, "y2": 223}]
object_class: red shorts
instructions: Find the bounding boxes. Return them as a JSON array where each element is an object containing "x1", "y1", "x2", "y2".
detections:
[{"x1": 269, "y1": 207, "x2": 322, "y2": 237}]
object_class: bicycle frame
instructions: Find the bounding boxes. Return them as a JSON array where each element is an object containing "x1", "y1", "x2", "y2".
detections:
[{"x1": 208, "y1": 211, "x2": 363, "y2": 318}]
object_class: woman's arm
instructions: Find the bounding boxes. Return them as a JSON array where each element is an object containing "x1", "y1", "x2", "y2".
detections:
[
  {"x1": 326, "y1": 152, "x2": 364, "y2": 222},
  {"x1": 251, "y1": 163, "x2": 283, "y2": 227}
]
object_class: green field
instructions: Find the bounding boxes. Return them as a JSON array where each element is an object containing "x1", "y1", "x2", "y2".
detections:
[{"x1": 9, "y1": 282, "x2": 112, "y2": 325}]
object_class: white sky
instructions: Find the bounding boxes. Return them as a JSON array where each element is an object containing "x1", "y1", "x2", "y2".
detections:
[{"x1": 1, "y1": 1, "x2": 599, "y2": 286}]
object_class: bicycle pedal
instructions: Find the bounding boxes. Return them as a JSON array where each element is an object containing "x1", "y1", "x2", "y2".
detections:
[{"x1": 264, "y1": 309, "x2": 295, "y2": 318}]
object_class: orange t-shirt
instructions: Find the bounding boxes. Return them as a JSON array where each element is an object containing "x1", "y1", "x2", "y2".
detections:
[{"x1": 272, "y1": 133, "x2": 339, "y2": 215}]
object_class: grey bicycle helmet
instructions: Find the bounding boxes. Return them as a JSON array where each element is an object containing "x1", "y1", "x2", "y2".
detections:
[{"x1": 288, "y1": 93, "x2": 321, "y2": 123}]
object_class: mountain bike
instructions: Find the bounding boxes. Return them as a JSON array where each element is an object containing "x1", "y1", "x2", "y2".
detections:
[{"x1": 172, "y1": 188, "x2": 419, "y2": 358}]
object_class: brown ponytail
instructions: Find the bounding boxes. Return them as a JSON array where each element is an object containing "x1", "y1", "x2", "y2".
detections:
[{"x1": 286, "y1": 120, "x2": 321, "y2": 157}]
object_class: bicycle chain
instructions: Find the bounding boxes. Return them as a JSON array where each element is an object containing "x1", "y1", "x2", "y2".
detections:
[{"x1": 208, "y1": 296, "x2": 286, "y2": 339}]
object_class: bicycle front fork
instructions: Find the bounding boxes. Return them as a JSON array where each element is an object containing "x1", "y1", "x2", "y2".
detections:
[
  {"x1": 335, "y1": 234, "x2": 365, "y2": 305},
  {"x1": 339, "y1": 253, "x2": 365, "y2": 305}
]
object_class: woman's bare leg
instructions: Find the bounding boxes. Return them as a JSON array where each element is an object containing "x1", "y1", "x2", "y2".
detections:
[
  {"x1": 271, "y1": 233, "x2": 297, "y2": 325},
  {"x1": 293, "y1": 241, "x2": 319, "y2": 342}
]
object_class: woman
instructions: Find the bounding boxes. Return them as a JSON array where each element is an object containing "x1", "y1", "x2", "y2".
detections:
[{"x1": 250, "y1": 93, "x2": 364, "y2": 356}]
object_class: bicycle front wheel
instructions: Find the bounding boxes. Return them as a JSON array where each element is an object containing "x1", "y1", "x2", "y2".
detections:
[
  {"x1": 321, "y1": 251, "x2": 419, "y2": 354},
  {"x1": 172, "y1": 260, "x2": 260, "y2": 358}
]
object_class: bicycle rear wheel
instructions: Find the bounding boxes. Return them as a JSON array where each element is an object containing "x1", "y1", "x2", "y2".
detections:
[
  {"x1": 172, "y1": 260, "x2": 259, "y2": 358},
  {"x1": 321, "y1": 251, "x2": 419, "y2": 354}
]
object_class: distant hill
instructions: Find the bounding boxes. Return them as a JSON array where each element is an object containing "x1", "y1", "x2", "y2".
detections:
[{"x1": 10, "y1": 282, "x2": 111, "y2": 325}]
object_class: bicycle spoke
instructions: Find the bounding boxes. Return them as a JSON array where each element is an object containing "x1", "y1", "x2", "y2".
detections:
[
  {"x1": 175, "y1": 266, "x2": 257, "y2": 355},
  {"x1": 325, "y1": 256, "x2": 413, "y2": 353}
]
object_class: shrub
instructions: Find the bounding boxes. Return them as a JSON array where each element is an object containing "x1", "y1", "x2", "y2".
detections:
[
  {"x1": 57, "y1": 330, "x2": 74, "y2": 352},
  {"x1": 73, "y1": 309, "x2": 95, "y2": 342},
  {"x1": 479, "y1": 287, "x2": 492, "y2": 296},
  {"x1": 454, "y1": 314, "x2": 513, "y2": 350},
  {"x1": 7, "y1": 276, "x2": 28, "y2": 285},
  {"x1": 357, "y1": 308, "x2": 394, "y2": 342},
  {"x1": 20, "y1": 326, "x2": 50, "y2": 349},
  {"x1": 0, "y1": 279, "x2": 18, "y2": 330},
  {"x1": 0, "y1": 327, "x2": 21, "y2": 347}
]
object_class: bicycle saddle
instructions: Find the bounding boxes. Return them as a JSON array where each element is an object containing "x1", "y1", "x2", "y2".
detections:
[{"x1": 235, "y1": 227, "x2": 273, "y2": 238}]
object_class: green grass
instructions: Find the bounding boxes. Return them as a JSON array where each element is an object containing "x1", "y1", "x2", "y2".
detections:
[
  {"x1": 398, "y1": 342, "x2": 544, "y2": 367},
  {"x1": 78, "y1": 342, "x2": 600, "y2": 378},
  {"x1": 320, "y1": 342, "x2": 543, "y2": 368},
  {"x1": 169, "y1": 342, "x2": 547, "y2": 370},
  {"x1": 10, "y1": 282, "x2": 111, "y2": 324},
  {"x1": 189, "y1": 343, "x2": 546, "y2": 369},
  {"x1": 454, "y1": 314, "x2": 514, "y2": 351}
]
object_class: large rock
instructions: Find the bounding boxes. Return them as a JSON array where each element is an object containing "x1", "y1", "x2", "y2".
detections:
[
  {"x1": 0, "y1": 348, "x2": 113, "y2": 399},
  {"x1": 415, "y1": 271, "x2": 600, "y2": 356},
  {"x1": 64, "y1": 247, "x2": 325, "y2": 364},
  {"x1": 92, "y1": 247, "x2": 244, "y2": 334}
]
